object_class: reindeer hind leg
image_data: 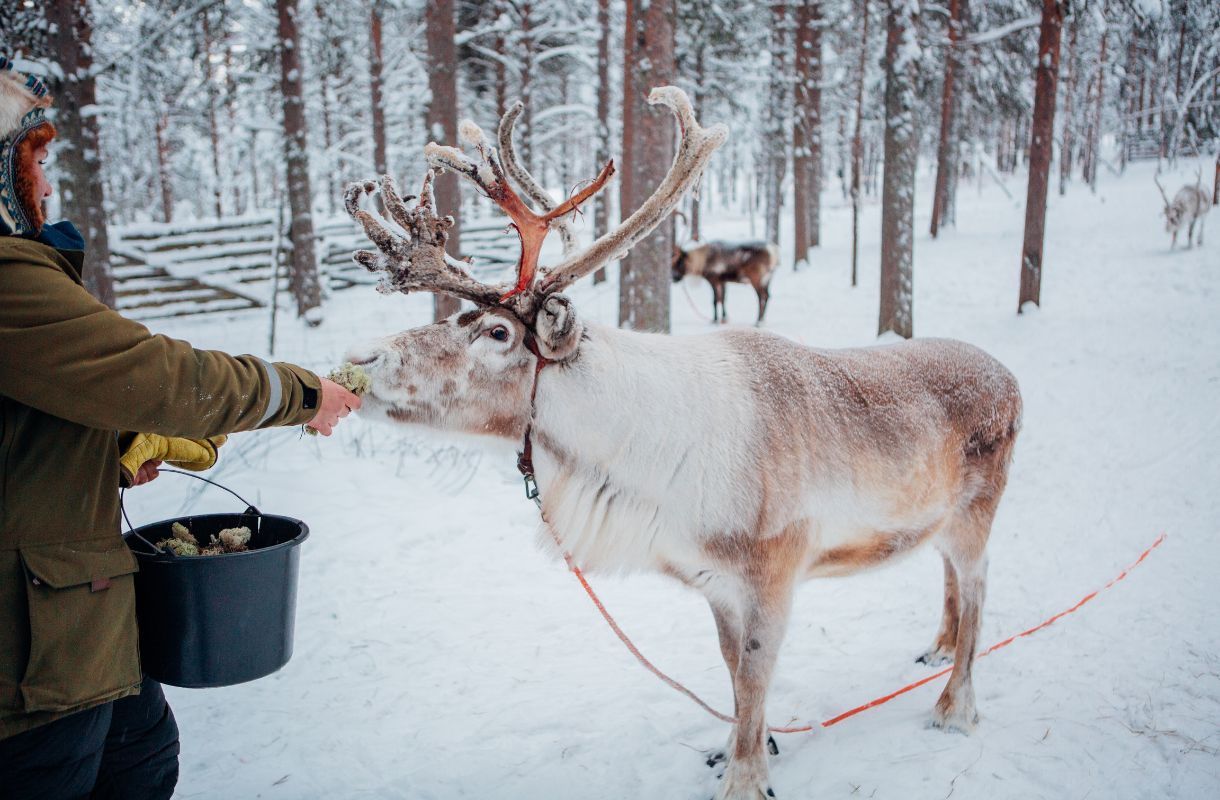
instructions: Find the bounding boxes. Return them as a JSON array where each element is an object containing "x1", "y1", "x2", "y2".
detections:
[
  {"x1": 917, "y1": 553, "x2": 960, "y2": 667},
  {"x1": 929, "y1": 449, "x2": 1013, "y2": 735}
]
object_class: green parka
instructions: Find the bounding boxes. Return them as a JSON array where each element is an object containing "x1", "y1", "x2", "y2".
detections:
[{"x1": 0, "y1": 236, "x2": 322, "y2": 740}]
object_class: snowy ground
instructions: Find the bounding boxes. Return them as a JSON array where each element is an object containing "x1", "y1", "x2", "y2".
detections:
[{"x1": 119, "y1": 156, "x2": 1220, "y2": 799}]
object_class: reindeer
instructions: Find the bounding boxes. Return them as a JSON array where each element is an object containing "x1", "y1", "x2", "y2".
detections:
[
  {"x1": 342, "y1": 87, "x2": 1022, "y2": 800},
  {"x1": 1155, "y1": 172, "x2": 1210, "y2": 249},
  {"x1": 672, "y1": 240, "x2": 778, "y2": 325}
]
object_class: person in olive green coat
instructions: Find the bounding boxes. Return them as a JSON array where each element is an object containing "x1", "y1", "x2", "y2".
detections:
[{"x1": 0, "y1": 58, "x2": 361, "y2": 798}]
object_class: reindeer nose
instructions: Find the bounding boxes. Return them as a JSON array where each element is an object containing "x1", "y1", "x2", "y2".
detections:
[{"x1": 343, "y1": 347, "x2": 384, "y2": 368}]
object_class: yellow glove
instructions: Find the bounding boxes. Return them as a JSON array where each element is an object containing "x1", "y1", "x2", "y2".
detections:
[{"x1": 118, "y1": 433, "x2": 227, "y2": 487}]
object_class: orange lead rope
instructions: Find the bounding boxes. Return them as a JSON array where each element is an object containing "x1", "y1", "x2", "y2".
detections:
[{"x1": 546, "y1": 530, "x2": 1168, "y2": 734}]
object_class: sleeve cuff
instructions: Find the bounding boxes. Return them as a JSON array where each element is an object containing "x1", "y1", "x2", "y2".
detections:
[{"x1": 263, "y1": 362, "x2": 322, "y2": 428}]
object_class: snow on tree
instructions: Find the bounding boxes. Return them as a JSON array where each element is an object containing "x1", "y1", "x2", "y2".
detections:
[
  {"x1": 277, "y1": 0, "x2": 322, "y2": 323},
  {"x1": 427, "y1": 0, "x2": 463, "y2": 321},
  {"x1": 1019, "y1": 0, "x2": 1065, "y2": 312},
  {"x1": 879, "y1": 0, "x2": 918, "y2": 339},
  {"x1": 620, "y1": 0, "x2": 676, "y2": 333}
]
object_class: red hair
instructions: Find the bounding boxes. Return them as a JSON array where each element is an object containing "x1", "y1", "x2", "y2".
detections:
[{"x1": 12, "y1": 121, "x2": 55, "y2": 232}]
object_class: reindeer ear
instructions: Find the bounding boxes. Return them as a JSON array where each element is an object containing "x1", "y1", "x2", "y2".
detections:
[{"x1": 535, "y1": 294, "x2": 583, "y2": 362}]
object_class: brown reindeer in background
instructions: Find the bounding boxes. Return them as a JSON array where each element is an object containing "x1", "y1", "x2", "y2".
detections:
[
  {"x1": 342, "y1": 87, "x2": 1022, "y2": 800},
  {"x1": 672, "y1": 240, "x2": 779, "y2": 324}
]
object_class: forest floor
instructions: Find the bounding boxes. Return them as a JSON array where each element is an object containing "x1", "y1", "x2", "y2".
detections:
[{"x1": 121, "y1": 155, "x2": 1220, "y2": 799}]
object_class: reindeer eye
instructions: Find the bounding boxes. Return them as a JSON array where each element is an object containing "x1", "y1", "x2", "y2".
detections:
[{"x1": 488, "y1": 325, "x2": 510, "y2": 342}]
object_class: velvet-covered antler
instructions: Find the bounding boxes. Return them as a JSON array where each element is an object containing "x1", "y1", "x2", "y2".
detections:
[
  {"x1": 345, "y1": 172, "x2": 507, "y2": 306},
  {"x1": 346, "y1": 86, "x2": 725, "y2": 321},
  {"x1": 424, "y1": 118, "x2": 614, "y2": 301}
]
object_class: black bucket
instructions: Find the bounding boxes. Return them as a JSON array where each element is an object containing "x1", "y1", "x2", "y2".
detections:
[{"x1": 123, "y1": 479, "x2": 309, "y2": 688}]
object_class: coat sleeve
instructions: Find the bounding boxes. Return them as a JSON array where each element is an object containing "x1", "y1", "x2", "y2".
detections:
[{"x1": 0, "y1": 251, "x2": 321, "y2": 437}]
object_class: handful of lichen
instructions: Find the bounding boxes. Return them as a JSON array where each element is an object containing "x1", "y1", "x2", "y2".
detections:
[
  {"x1": 304, "y1": 362, "x2": 371, "y2": 435},
  {"x1": 155, "y1": 521, "x2": 252, "y2": 557}
]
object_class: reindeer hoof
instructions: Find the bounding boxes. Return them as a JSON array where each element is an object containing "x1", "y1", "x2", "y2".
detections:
[
  {"x1": 929, "y1": 702, "x2": 979, "y2": 735},
  {"x1": 916, "y1": 647, "x2": 954, "y2": 667},
  {"x1": 707, "y1": 750, "x2": 728, "y2": 768},
  {"x1": 767, "y1": 735, "x2": 779, "y2": 756},
  {"x1": 713, "y1": 758, "x2": 776, "y2": 800}
]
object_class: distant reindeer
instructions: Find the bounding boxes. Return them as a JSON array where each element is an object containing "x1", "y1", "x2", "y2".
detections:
[
  {"x1": 343, "y1": 87, "x2": 1022, "y2": 800},
  {"x1": 672, "y1": 240, "x2": 779, "y2": 325},
  {"x1": 1155, "y1": 172, "x2": 1210, "y2": 249}
]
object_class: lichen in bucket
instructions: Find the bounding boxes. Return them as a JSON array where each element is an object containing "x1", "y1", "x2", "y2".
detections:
[{"x1": 155, "y1": 522, "x2": 252, "y2": 557}]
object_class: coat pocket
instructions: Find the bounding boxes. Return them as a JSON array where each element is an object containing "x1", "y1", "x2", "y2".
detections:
[{"x1": 18, "y1": 539, "x2": 142, "y2": 713}]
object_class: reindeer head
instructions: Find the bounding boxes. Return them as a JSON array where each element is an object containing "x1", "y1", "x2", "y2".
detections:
[
  {"x1": 344, "y1": 87, "x2": 728, "y2": 440},
  {"x1": 671, "y1": 245, "x2": 689, "y2": 283}
]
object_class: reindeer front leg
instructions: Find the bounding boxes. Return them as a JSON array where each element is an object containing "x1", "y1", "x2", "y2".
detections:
[
  {"x1": 706, "y1": 596, "x2": 781, "y2": 773},
  {"x1": 715, "y1": 577, "x2": 795, "y2": 800}
]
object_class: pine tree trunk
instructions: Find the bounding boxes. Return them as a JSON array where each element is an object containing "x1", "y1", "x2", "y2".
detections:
[
  {"x1": 690, "y1": 45, "x2": 705, "y2": 243},
  {"x1": 1119, "y1": 25, "x2": 1138, "y2": 170},
  {"x1": 202, "y1": 8, "x2": 224, "y2": 218},
  {"x1": 494, "y1": 33, "x2": 508, "y2": 119},
  {"x1": 370, "y1": 0, "x2": 388, "y2": 178},
  {"x1": 793, "y1": 0, "x2": 822, "y2": 266},
  {"x1": 313, "y1": 3, "x2": 336, "y2": 214},
  {"x1": 318, "y1": 75, "x2": 336, "y2": 213},
  {"x1": 224, "y1": 37, "x2": 243, "y2": 214},
  {"x1": 1058, "y1": 14, "x2": 1077, "y2": 196},
  {"x1": 878, "y1": 0, "x2": 917, "y2": 338},
  {"x1": 808, "y1": 6, "x2": 821, "y2": 249},
  {"x1": 619, "y1": 0, "x2": 674, "y2": 333},
  {"x1": 155, "y1": 111, "x2": 173, "y2": 223},
  {"x1": 276, "y1": 0, "x2": 322, "y2": 323},
  {"x1": 593, "y1": 0, "x2": 611, "y2": 283},
  {"x1": 930, "y1": 0, "x2": 959, "y2": 237},
  {"x1": 850, "y1": 0, "x2": 869, "y2": 288},
  {"x1": 1088, "y1": 15, "x2": 1107, "y2": 190},
  {"x1": 1213, "y1": 151, "x2": 1219, "y2": 204},
  {"x1": 520, "y1": 3, "x2": 536, "y2": 177},
  {"x1": 764, "y1": 1, "x2": 789, "y2": 248},
  {"x1": 1019, "y1": 0, "x2": 1064, "y2": 312},
  {"x1": 249, "y1": 129, "x2": 261, "y2": 210},
  {"x1": 426, "y1": 0, "x2": 462, "y2": 320},
  {"x1": 46, "y1": 0, "x2": 114, "y2": 307}
]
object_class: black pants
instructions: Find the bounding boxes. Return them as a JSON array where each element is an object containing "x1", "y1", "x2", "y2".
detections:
[{"x1": 0, "y1": 676, "x2": 179, "y2": 800}]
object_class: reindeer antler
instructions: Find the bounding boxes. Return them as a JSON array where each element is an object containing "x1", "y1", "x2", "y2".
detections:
[
  {"x1": 425, "y1": 118, "x2": 614, "y2": 302},
  {"x1": 1153, "y1": 172, "x2": 1171, "y2": 208},
  {"x1": 345, "y1": 173, "x2": 507, "y2": 305},
  {"x1": 537, "y1": 87, "x2": 728, "y2": 295},
  {"x1": 498, "y1": 101, "x2": 578, "y2": 258},
  {"x1": 346, "y1": 86, "x2": 725, "y2": 323}
]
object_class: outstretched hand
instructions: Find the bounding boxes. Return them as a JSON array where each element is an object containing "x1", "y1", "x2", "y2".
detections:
[{"x1": 307, "y1": 378, "x2": 362, "y2": 436}]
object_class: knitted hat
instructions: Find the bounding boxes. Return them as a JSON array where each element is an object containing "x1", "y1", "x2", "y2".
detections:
[{"x1": 0, "y1": 56, "x2": 56, "y2": 236}]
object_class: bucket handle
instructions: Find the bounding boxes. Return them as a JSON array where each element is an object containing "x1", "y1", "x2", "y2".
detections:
[{"x1": 121, "y1": 469, "x2": 262, "y2": 556}]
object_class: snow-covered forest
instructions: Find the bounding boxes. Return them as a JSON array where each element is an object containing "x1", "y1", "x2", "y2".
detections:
[
  {"x1": 3, "y1": 1, "x2": 1219, "y2": 798},
  {"x1": 2, "y1": 0, "x2": 1218, "y2": 330}
]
